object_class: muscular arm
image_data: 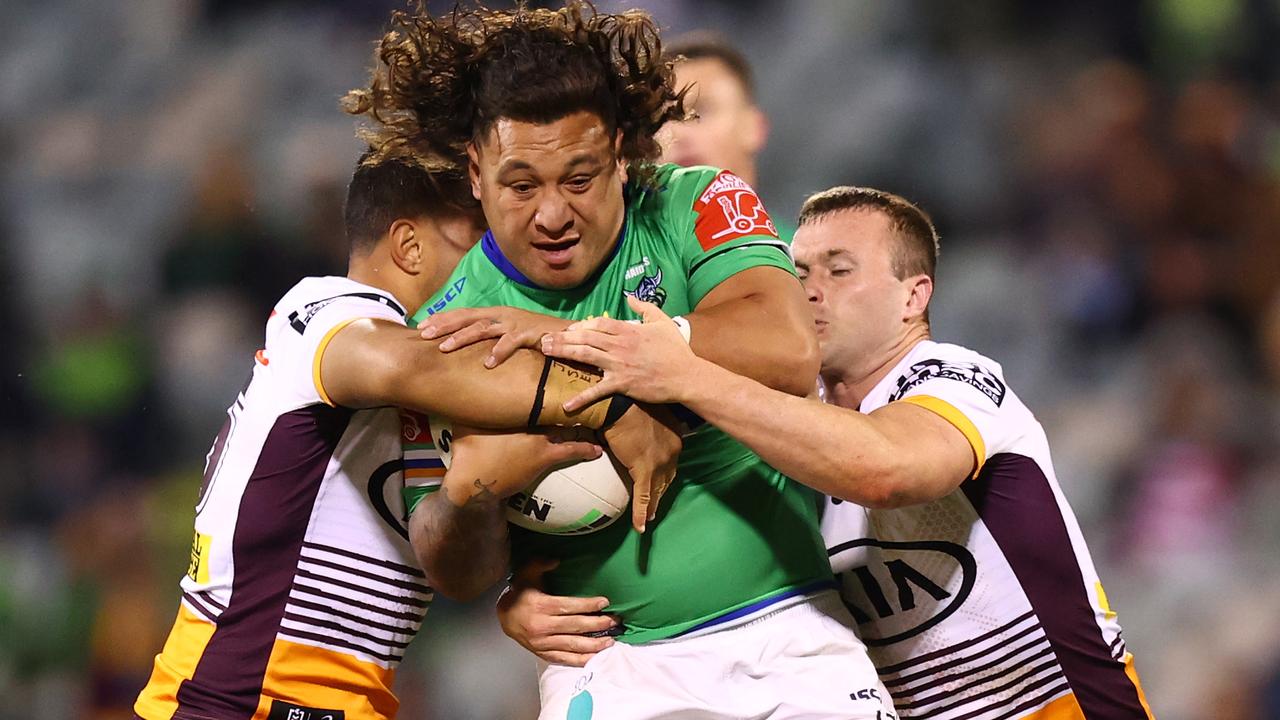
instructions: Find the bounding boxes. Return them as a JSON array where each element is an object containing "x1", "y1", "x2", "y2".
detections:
[
  {"x1": 686, "y1": 266, "x2": 819, "y2": 398},
  {"x1": 408, "y1": 428, "x2": 601, "y2": 600},
  {"x1": 545, "y1": 308, "x2": 974, "y2": 509},
  {"x1": 318, "y1": 319, "x2": 549, "y2": 426},
  {"x1": 680, "y1": 359, "x2": 975, "y2": 507},
  {"x1": 408, "y1": 475, "x2": 508, "y2": 602}
]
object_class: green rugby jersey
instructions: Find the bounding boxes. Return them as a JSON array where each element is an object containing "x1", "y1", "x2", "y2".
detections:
[{"x1": 407, "y1": 164, "x2": 833, "y2": 643}]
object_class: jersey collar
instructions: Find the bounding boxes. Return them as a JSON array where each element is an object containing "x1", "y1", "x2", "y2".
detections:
[{"x1": 479, "y1": 217, "x2": 629, "y2": 290}]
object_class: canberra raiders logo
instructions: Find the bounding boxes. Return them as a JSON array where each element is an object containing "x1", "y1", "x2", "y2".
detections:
[{"x1": 623, "y1": 268, "x2": 667, "y2": 308}]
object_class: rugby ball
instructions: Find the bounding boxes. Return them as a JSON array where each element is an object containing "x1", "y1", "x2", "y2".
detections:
[{"x1": 428, "y1": 417, "x2": 631, "y2": 536}]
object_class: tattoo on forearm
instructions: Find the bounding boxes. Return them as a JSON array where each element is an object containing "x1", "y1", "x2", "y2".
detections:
[
  {"x1": 467, "y1": 477, "x2": 499, "y2": 505},
  {"x1": 410, "y1": 476, "x2": 510, "y2": 597}
]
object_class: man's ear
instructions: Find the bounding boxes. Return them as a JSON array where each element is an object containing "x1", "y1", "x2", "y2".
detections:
[
  {"x1": 904, "y1": 274, "x2": 933, "y2": 323},
  {"x1": 388, "y1": 218, "x2": 423, "y2": 275},
  {"x1": 466, "y1": 141, "x2": 482, "y2": 201},
  {"x1": 743, "y1": 106, "x2": 768, "y2": 155},
  {"x1": 614, "y1": 130, "x2": 628, "y2": 185}
]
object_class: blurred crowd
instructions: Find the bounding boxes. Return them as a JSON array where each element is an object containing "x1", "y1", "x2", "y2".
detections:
[{"x1": 1, "y1": 1, "x2": 1278, "y2": 718}]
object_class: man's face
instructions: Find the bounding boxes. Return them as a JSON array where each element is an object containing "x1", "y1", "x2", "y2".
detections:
[
  {"x1": 468, "y1": 111, "x2": 627, "y2": 289},
  {"x1": 659, "y1": 58, "x2": 764, "y2": 174},
  {"x1": 793, "y1": 210, "x2": 913, "y2": 374}
]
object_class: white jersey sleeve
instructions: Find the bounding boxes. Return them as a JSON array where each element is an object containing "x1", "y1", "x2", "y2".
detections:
[
  {"x1": 883, "y1": 344, "x2": 1019, "y2": 477},
  {"x1": 267, "y1": 278, "x2": 407, "y2": 409}
]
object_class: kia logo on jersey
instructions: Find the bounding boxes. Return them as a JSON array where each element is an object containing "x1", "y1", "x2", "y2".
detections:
[
  {"x1": 828, "y1": 539, "x2": 977, "y2": 647},
  {"x1": 692, "y1": 171, "x2": 778, "y2": 251}
]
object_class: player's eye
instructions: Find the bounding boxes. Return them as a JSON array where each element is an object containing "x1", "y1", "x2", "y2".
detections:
[
  {"x1": 510, "y1": 182, "x2": 536, "y2": 195},
  {"x1": 795, "y1": 268, "x2": 809, "y2": 280},
  {"x1": 565, "y1": 175, "x2": 592, "y2": 192},
  {"x1": 830, "y1": 267, "x2": 852, "y2": 277}
]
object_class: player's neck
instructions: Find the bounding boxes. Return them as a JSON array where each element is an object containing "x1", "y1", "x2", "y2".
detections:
[
  {"x1": 822, "y1": 325, "x2": 931, "y2": 409},
  {"x1": 347, "y1": 253, "x2": 429, "y2": 319}
]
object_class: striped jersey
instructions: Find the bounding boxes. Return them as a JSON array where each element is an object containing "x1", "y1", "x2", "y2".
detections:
[
  {"x1": 821, "y1": 340, "x2": 1155, "y2": 720},
  {"x1": 135, "y1": 276, "x2": 442, "y2": 720}
]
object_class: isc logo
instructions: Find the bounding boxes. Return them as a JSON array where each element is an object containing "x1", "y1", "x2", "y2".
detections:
[
  {"x1": 424, "y1": 277, "x2": 468, "y2": 316},
  {"x1": 424, "y1": 275, "x2": 471, "y2": 315}
]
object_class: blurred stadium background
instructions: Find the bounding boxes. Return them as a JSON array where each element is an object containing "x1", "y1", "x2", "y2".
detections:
[{"x1": 2, "y1": 0, "x2": 1279, "y2": 718}]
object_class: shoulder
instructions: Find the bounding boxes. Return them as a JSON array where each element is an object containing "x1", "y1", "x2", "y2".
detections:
[
  {"x1": 629, "y1": 164, "x2": 721, "y2": 218},
  {"x1": 886, "y1": 341, "x2": 1009, "y2": 408},
  {"x1": 275, "y1": 276, "x2": 407, "y2": 337},
  {"x1": 632, "y1": 163, "x2": 780, "y2": 250}
]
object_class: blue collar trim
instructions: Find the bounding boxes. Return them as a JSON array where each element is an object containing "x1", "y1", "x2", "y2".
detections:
[
  {"x1": 480, "y1": 230, "x2": 538, "y2": 288},
  {"x1": 479, "y1": 217, "x2": 628, "y2": 290}
]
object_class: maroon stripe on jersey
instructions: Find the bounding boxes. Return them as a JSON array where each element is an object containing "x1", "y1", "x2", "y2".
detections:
[
  {"x1": 286, "y1": 597, "x2": 420, "y2": 636},
  {"x1": 891, "y1": 632, "x2": 1052, "y2": 698},
  {"x1": 297, "y1": 554, "x2": 430, "y2": 593},
  {"x1": 174, "y1": 404, "x2": 352, "y2": 719},
  {"x1": 192, "y1": 589, "x2": 227, "y2": 612},
  {"x1": 290, "y1": 582, "x2": 425, "y2": 623},
  {"x1": 301, "y1": 540, "x2": 426, "y2": 578},
  {"x1": 277, "y1": 627, "x2": 402, "y2": 664},
  {"x1": 293, "y1": 568, "x2": 428, "y2": 607},
  {"x1": 962, "y1": 453, "x2": 1148, "y2": 719},
  {"x1": 182, "y1": 592, "x2": 220, "y2": 623},
  {"x1": 280, "y1": 611, "x2": 412, "y2": 649},
  {"x1": 881, "y1": 611, "x2": 1040, "y2": 684}
]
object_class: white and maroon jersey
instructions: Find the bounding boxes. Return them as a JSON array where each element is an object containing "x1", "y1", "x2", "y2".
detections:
[
  {"x1": 136, "y1": 276, "x2": 443, "y2": 720},
  {"x1": 821, "y1": 340, "x2": 1154, "y2": 720}
]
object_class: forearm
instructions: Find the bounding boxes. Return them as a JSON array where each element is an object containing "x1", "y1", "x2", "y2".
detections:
[
  {"x1": 389, "y1": 341, "x2": 547, "y2": 427},
  {"x1": 680, "y1": 360, "x2": 905, "y2": 506},
  {"x1": 327, "y1": 321, "x2": 611, "y2": 428},
  {"x1": 408, "y1": 483, "x2": 510, "y2": 601},
  {"x1": 687, "y1": 270, "x2": 819, "y2": 397}
]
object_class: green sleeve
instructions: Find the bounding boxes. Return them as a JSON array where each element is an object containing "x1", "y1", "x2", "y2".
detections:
[
  {"x1": 657, "y1": 164, "x2": 795, "y2": 307},
  {"x1": 403, "y1": 484, "x2": 441, "y2": 515}
]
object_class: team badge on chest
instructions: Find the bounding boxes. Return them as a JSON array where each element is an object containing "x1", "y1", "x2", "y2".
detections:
[{"x1": 623, "y1": 268, "x2": 667, "y2": 308}]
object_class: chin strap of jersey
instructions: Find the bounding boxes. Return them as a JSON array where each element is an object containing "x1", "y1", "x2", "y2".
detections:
[{"x1": 528, "y1": 357, "x2": 632, "y2": 429}]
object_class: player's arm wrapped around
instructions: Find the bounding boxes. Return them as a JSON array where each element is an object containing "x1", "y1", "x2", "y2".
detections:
[
  {"x1": 528, "y1": 356, "x2": 683, "y2": 532},
  {"x1": 528, "y1": 357, "x2": 632, "y2": 429},
  {"x1": 670, "y1": 167, "x2": 819, "y2": 397},
  {"x1": 318, "y1": 318, "x2": 622, "y2": 429},
  {"x1": 409, "y1": 427, "x2": 601, "y2": 601}
]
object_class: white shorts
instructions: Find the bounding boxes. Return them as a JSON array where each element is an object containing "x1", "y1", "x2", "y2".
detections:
[{"x1": 536, "y1": 590, "x2": 896, "y2": 720}]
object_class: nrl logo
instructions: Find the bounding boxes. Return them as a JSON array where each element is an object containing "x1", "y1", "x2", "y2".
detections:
[{"x1": 623, "y1": 268, "x2": 667, "y2": 308}]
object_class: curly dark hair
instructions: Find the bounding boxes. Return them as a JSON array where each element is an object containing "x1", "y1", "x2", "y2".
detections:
[{"x1": 342, "y1": 1, "x2": 688, "y2": 188}]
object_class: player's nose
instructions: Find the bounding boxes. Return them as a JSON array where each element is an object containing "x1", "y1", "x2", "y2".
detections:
[
  {"x1": 534, "y1": 191, "x2": 574, "y2": 237},
  {"x1": 803, "y1": 278, "x2": 823, "y2": 304}
]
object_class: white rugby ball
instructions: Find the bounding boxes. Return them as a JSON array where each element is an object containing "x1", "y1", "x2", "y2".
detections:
[{"x1": 428, "y1": 417, "x2": 631, "y2": 536}]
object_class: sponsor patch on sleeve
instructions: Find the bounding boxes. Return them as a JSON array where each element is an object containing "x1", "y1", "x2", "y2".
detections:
[
  {"x1": 398, "y1": 409, "x2": 432, "y2": 446},
  {"x1": 888, "y1": 359, "x2": 1007, "y2": 407},
  {"x1": 692, "y1": 171, "x2": 779, "y2": 251}
]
